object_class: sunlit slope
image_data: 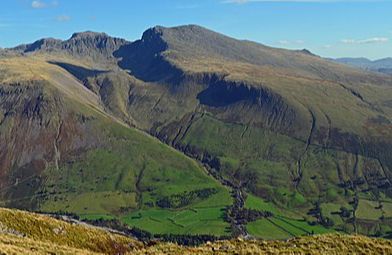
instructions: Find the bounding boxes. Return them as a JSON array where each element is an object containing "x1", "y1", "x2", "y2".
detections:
[
  {"x1": 0, "y1": 56, "x2": 231, "y2": 235},
  {"x1": 0, "y1": 57, "x2": 102, "y2": 111},
  {"x1": 0, "y1": 207, "x2": 142, "y2": 254},
  {"x1": 119, "y1": 25, "x2": 392, "y2": 138}
]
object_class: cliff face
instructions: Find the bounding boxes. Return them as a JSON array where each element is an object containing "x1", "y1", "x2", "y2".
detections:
[
  {"x1": 13, "y1": 32, "x2": 128, "y2": 64},
  {"x1": 62, "y1": 32, "x2": 128, "y2": 59},
  {"x1": 114, "y1": 27, "x2": 182, "y2": 82}
]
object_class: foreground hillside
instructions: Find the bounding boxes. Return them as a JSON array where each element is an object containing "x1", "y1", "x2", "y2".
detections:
[
  {"x1": 0, "y1": 208, "x2": 391, "y2": 255},
  {"x1": 0, "y1": 207, "x2": 142, "y2": 254},
  {"x1": 139, "y1": 235, "x2": 392, "y2": 255}
]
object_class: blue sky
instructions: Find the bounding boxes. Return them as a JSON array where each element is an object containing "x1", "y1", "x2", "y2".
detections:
[{"x1": 0, "y1": 0, "x2": 391, "y2": 59}]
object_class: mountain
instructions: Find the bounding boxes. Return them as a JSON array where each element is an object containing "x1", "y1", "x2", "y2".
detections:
[
  {"x1": 13, "y1": 31, "x2": 127, "y2": 58},
  {"x1": 1, "y1": 25, "x2": 392, "y2": 239},
  {"x1": 1, "y1": 207, "x2": 391, "y2": 255},
  {"x1": 0, "y1": 31, "x2": 232, "y2": 237},
  {"x1": 333, "y1": 57, "x2": 392, "y2": 75}
]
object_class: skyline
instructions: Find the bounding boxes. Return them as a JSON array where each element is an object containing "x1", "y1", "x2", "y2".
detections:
[{"x1": 0, "y1": 0, "x2": 391, "y2": 59}]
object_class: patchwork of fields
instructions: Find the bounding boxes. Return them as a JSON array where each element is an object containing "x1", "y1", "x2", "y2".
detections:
[{"x1": 245, "y1": 194, "x2": 332, "y2": 239}]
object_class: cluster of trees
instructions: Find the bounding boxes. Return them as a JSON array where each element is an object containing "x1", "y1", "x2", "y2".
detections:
[
  {"x1": 332, "y1": 206, "x2": 351, "y2": 218},
  {"x1": 307, "y1": 201, "x2": 334, "y2": 228},
  {"x1": 225, "y1": 206, "x2": 272, "y2": 226},
  {"x1": 224, "y1": 189, "x2": 273, "y2": 236},
  {"x1": 342, "y1": 172, "x2": 392, "y2": 193},
  {"x1": 156, "y1": 188, "x2": 218, "y2": 209},
  {"x1": 83, "y1": 217, "x2": 226, "y2": 245},
  {"x1": 339, "y1": 178, "x2": 366, "y2": 191},
  {"x1": 158, "y1": 139, "x2": 222, "y2": 173},
  {"x1": 130, "y1": 226, "x2": 227, "y2": 245}
]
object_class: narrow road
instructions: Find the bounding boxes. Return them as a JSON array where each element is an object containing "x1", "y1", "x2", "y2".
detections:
[{"x1": 47, "y1": 214, "x2": 134, "y2": 237}]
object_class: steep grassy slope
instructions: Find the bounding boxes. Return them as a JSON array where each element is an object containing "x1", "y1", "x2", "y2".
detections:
[
  {"x1": 0, "y1": 56, "x2": 231, "y2": 235},
  {"x1": 0, "y1": 207, "x2": 142, "y2": 254}
]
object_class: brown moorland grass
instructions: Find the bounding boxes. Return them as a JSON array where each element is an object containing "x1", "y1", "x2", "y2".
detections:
[
  {"x1": 136, "y1": 234, "x2": 392, "y2": 255},
  {"x1": 0, "y1": 208, "x2": 142, "y2": 254},
  {"x1": 1, "y1": 208, "x2": 392, "y2": 254},
  {"x1": 0, "y1": 234, "x2": 99, "y2": 255}
]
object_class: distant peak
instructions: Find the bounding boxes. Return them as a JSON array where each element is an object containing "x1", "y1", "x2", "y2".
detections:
[
  {"x1": 37, "y1": 37, "x2": 62, "y2": 43},
  {"x1": 146, "y1": 24, "x2": 211, "y2": 36},
  {"x1": 151, "y1": 25, "x2": 166, "y2": 31},
  {"x1": 141, "y1": 26, "x2": 165, "y2": 42},
  {"x1": 21, "y1": 38, "x2": 62, "y2": 52},
  {"x1": 152, "y1": 24, "x2": 204, "y2": 30},
  {"x1": 298, "y1": 49, "x2": 317, "y2": 56},
  {"x1": 336, "y1": 57, "x2": 371, "y2": 62},
  {"x1": 169, "y1": 24, "x2": 205, "y2": 31},
  {"x1": 70, "y1": 31, "x2": 109, "y2": 39}
]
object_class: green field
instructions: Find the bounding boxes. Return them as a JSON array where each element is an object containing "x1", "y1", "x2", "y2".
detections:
[
  {"x1": 357, "y1": 199, "x2": 383, "y2": 220},
  {"x1": 245, "y1": 194, "x2": 283, "y2": 216},
  {"x1": 247, "y1": 219, "x2": 292, "y2": 240},
  {"x1": 245, "y1": 193, "x2": 333, "y2": 239},
  {"x1": 382, "y1": 202, "x2": 392, "y2": 218},
  {"x1": 36, "y1": 120, "x2": 232, "y2": 236},
  {"x1": 122, "y1": 187, "x2": 232, "y2": 235},
  {"x1": 122, "y1": 207, "x2": 229, "y2": 235},
  {"x1": 320, "y1": 203, "x2": 346, "y2": 226}
]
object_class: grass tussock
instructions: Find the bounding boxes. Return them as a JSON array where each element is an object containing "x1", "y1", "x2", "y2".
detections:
[
  {"x1": 0, "y1": 234, "x2": 99, "y2": 255},
  {"x1": 0, "y1": 208, "x2": 142, "y2": 254}
]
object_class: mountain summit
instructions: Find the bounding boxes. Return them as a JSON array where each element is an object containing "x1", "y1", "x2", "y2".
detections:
[{"x1": 12, "y1": 31, "x2": 128, "y2": 62}]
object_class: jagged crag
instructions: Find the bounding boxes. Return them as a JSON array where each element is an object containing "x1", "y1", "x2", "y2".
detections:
[{"x1": 1, "y1": 25, "x2": 392, "y2": 239}]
